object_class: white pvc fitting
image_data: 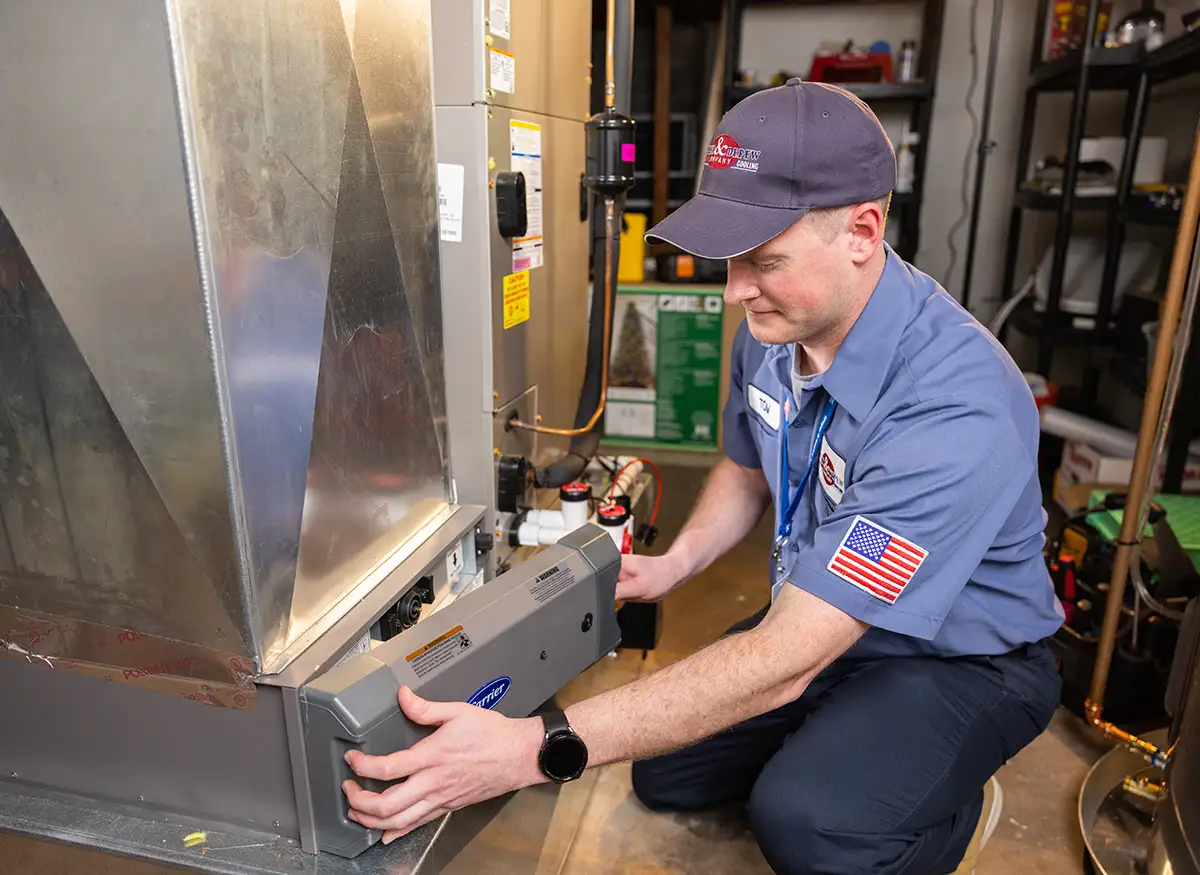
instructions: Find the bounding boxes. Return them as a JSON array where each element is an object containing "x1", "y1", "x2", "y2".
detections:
[
  {"x1": 517, "y1": 521, "x2": 569, "y2": 548},
  {"x1": 523, "y1": 509, "x2": 564, "y2": 528}
]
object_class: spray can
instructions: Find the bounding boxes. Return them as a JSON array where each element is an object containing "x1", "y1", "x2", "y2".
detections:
[{"x1": 898, "y1": 40, "x2": 918, "y2": 82}]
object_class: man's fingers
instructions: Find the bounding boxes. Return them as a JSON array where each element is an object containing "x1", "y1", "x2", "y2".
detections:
[
  {"x1": 383, "y1": 808, "x2": 447, "y2": 845},
  {"x1": 343, "y1": 772, "x2": 437, "y2": 819},
  {"x1": 398, "y1": 686, "x2": 465, "y2": 725},
  {"x1": 345, "y1": 747, "x2": 428, "y2": 782},
  {"x1": 347, "y1": 798, "x2": 439, "y2": 840}
]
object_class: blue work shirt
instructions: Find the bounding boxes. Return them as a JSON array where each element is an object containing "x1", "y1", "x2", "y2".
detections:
[{"x1": 724, "y1": 245, "x2": 1065, "y2": 658}]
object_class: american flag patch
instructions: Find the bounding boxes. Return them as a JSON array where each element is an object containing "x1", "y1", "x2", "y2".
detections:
[{"x1": 827, "y1": 516, "x2": 928, "y2": 604}]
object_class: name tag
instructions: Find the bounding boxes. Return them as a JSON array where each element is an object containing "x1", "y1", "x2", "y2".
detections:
[
  {"x1": 818, "y1": 435, "x2": 846, "y2": 506},
  {"x1": 747, "y1": 384, "x2": 780, "y2": 430}
]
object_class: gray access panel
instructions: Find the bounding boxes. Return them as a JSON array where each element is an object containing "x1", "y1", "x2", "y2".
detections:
[{"x1": 302, "y1": 524, "x2": 621, "y2": 858}]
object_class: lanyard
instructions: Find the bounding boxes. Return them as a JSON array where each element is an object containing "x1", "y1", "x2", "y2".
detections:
[{"x1": 776, "y1": 395, "x2": 837, "y2": 544}]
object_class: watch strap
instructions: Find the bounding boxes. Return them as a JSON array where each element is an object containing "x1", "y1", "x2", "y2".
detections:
[{"x1": 541, "y1": 707, "x2": 571, "y2": 738}]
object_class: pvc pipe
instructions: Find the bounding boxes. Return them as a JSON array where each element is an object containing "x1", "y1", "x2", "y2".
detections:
[
  {"x1": 1041, "y1": 406, "x2": 1200, "y2": 460},
  {"x1": 524, "y1": 509, "x2": 564, "y2": 528},
  {"x1": 516, "y1": 521, "x2": 569, "y2": 548}
]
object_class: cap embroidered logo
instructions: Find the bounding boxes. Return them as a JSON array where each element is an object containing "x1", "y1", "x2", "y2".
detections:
[
  {"x1": 705, "y1": 133, "x2": 739, "y2": 169},
  {"x1": 705, "y1": 133, "x2": 761, "y2": 173}
]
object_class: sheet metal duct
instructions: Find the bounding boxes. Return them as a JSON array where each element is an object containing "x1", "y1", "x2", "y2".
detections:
[{"x1": 0, "y1": 0, "x2": 451, "y2": 681}]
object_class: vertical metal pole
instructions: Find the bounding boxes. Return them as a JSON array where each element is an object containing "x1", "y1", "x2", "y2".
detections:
[
  {"x1": 605, "y1": 0, "x2": 616, "y2": 110},
  {"x1": 905, "y1": 0, "x2": 946, "y2": 261},
  {"x1": 1038, "y1": 0, "x2": 1102, "y2": 376},
  {"x1": 998, "y1": 89, "x2": 1039, "y2": 340},
  {"x1": 612, "y1": 0, "x2": 634, "y2": 115},
  {"x1": 1031, "y1": 0, "x2": 1050, "y2": 72},
  {"x1": 724, "y1": 0, "x2": 744, "y2": 110},
  {"x1": 961, "y1": 0, "x2": 1005, "y2": 310},
  {"x1": 1083, "y1": 70, "x2": 1150, "y2": 406}
]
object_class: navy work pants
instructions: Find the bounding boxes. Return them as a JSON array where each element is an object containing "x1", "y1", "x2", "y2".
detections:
[{"x1": 631, "y1": 608, "x2": 1061, "y2": 875}]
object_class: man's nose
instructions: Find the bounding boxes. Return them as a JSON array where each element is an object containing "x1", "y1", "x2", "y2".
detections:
[{"x1": 724, "y1": 264, "x2": 758, "y2": 305}]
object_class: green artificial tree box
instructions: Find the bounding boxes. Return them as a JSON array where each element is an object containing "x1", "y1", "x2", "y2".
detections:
[{"x1": 605, "y1": 285, "x2": 725, "y2": 451}]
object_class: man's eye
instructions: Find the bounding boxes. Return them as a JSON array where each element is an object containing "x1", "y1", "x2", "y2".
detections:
[{"x1": 754, "y1": 261, "x2": 779, "y2": 272}]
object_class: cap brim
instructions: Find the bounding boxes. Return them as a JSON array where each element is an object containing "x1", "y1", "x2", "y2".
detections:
[{"x1": 644, "y1": 193, "x2": 807, "y2": 260}]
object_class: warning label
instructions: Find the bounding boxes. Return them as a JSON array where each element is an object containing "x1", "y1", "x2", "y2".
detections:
[
  {"x1": 531, "y1": 564, "x2": 575, "y2": 603},
  {"x1": 503, "y1": 270, "x2": 531, "y2": 329},
  {"x1": 406, "y1": 624, "x2": 473, "y2": 679}
]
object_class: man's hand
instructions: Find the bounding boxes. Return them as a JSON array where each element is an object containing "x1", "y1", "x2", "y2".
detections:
[
  {"x1": 616, "y1": 552, "x2": 690, "y2": 602},
  {"x1": 342, "y1": 687, "x2": 545, "y2": 844}
]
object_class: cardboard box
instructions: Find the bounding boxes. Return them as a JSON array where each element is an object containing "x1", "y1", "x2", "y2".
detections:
[{"x1": 1054, "y1": 440, "x2": 1200, "y2": 510}]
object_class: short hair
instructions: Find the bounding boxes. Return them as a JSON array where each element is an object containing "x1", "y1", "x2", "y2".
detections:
[{"x1": 803, "y1": 194, "x2": 891, "y2": 242}]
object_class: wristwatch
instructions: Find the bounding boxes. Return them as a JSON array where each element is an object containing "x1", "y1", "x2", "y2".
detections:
[{"x1": 537, "y1": 708, "x2": 588, "y2": 783}]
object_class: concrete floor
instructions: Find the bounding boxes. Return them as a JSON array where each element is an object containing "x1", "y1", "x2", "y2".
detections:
[{"x1": 0, "y1": 462, "x2": 1113, "y2": 874}]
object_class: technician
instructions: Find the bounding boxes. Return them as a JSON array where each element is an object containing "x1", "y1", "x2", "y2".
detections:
[{"x1": 341, "y1": 80, "x2": 1066, "y2": 875}]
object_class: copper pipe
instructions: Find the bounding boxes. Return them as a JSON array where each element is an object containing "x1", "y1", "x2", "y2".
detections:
[
  {"x1": 605, "y1": 0, "x2": 616, "y2": 109},
  {"x1": 1084, "y1": 117, "x2": 1200, "y2": 768},
  {"x1": 509, "y1": 197, "x2": 615, "y2": 436},
  {"x1": 1086, "y1": 700, "x2": 1169, "y2": 768}
]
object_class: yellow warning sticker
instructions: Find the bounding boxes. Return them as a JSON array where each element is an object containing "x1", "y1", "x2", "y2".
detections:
[
  {"x1": 503, "y1": 270, "x2": 531, "y2": 329},
  {"x1": 406, "y1": 624, "x2": 472, "y2": 679}
]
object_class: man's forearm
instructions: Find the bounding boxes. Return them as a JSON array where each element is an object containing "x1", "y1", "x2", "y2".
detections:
[
  {"x1": 563, "y1": 587, "x2": 865, "y2": 767},
  {"x1": 667, "y1": 457, "x2": 771, "y2": 581}
]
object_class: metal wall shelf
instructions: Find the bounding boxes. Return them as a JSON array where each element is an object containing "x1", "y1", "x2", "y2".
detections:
[
  {"x1": 1014, "y1": 188, "x2": 1182, "y2": 226},
  {"x1": 1147, "y1": 27, "x2": 1200, "y2": 82},
  {"x1": 1029, "y1": 27, "x2": 1200, "y2": 92},
  {"x1": 1028, "y1": 44, "x2": 1142, "y2": 92},
  {"x1": 729, "y1": 80, "x2": 932, "y2": 103},
  {"x1": 722, "y1": 0, "x2": 946, "y2": 264},
  {"x1": 1006, "y1": 302, "x2": 1105, "y2": 344}
]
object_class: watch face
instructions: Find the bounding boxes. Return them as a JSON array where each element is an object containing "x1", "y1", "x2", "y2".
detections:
[{"x1": 542, "y1": 733, "x2": 588, "y2": 782}]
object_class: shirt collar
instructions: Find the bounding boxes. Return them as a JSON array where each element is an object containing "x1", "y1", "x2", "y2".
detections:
[{"x1": 762, "y1": 244, "x2": 917, "y2": 423}]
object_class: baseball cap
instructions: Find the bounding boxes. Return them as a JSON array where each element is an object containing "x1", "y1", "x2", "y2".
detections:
[{"x1": 645, "y1": 78, "x2": 896, "y2": 259}]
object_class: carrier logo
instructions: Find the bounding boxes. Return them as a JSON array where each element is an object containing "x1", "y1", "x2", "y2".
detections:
[
  {"x1": 467, "y1": 676, "x2": 512, "y2": 710},
  {"x1": 705, "y1": 134, "x2": 761, "y2": 172}
]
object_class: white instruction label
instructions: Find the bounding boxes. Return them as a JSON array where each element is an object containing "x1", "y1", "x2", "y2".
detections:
[
  {"x1": 510, "y1": 120, "x2": 543, "y2": 271},
  {"x1": 436, "y1": 163, "x2": 465, "y2": 243},
  {"x1": 332, "y1": 631, "x2": 371, "y2": 670},
  {"x1": 489, "y1": 47, "x2": 515, "y2": 94},
  {"x1": 489, "y1": 0, "x2": 511, "y2": 38},
  {"x1": 446, "y1": 541, "x2": 464, "y2": 586}
]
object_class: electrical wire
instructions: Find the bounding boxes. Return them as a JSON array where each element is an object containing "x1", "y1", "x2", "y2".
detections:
[
  {"x1": 607, "y1": 457, "x2": 663, "y2": 525},
  {"x1": 1129, "y1": 544, "x2": 1187, "y2": 621},
  {"x1": 944, "y1": 0, "x2": 982, "y2": 291}
]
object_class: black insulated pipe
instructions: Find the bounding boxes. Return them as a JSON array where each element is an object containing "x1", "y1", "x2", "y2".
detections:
[{"x1": 536, "y1": 0, "x2": 635, "y2": 489}]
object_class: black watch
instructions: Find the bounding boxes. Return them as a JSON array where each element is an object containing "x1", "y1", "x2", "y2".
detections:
[{"x1": 537, "y1": 708, "x2": 588, "y2": 783}]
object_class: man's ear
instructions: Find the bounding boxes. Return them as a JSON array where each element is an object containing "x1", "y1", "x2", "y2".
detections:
[{"x1": 847, "y1": 200, "x2": 886, "y2": 264}]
